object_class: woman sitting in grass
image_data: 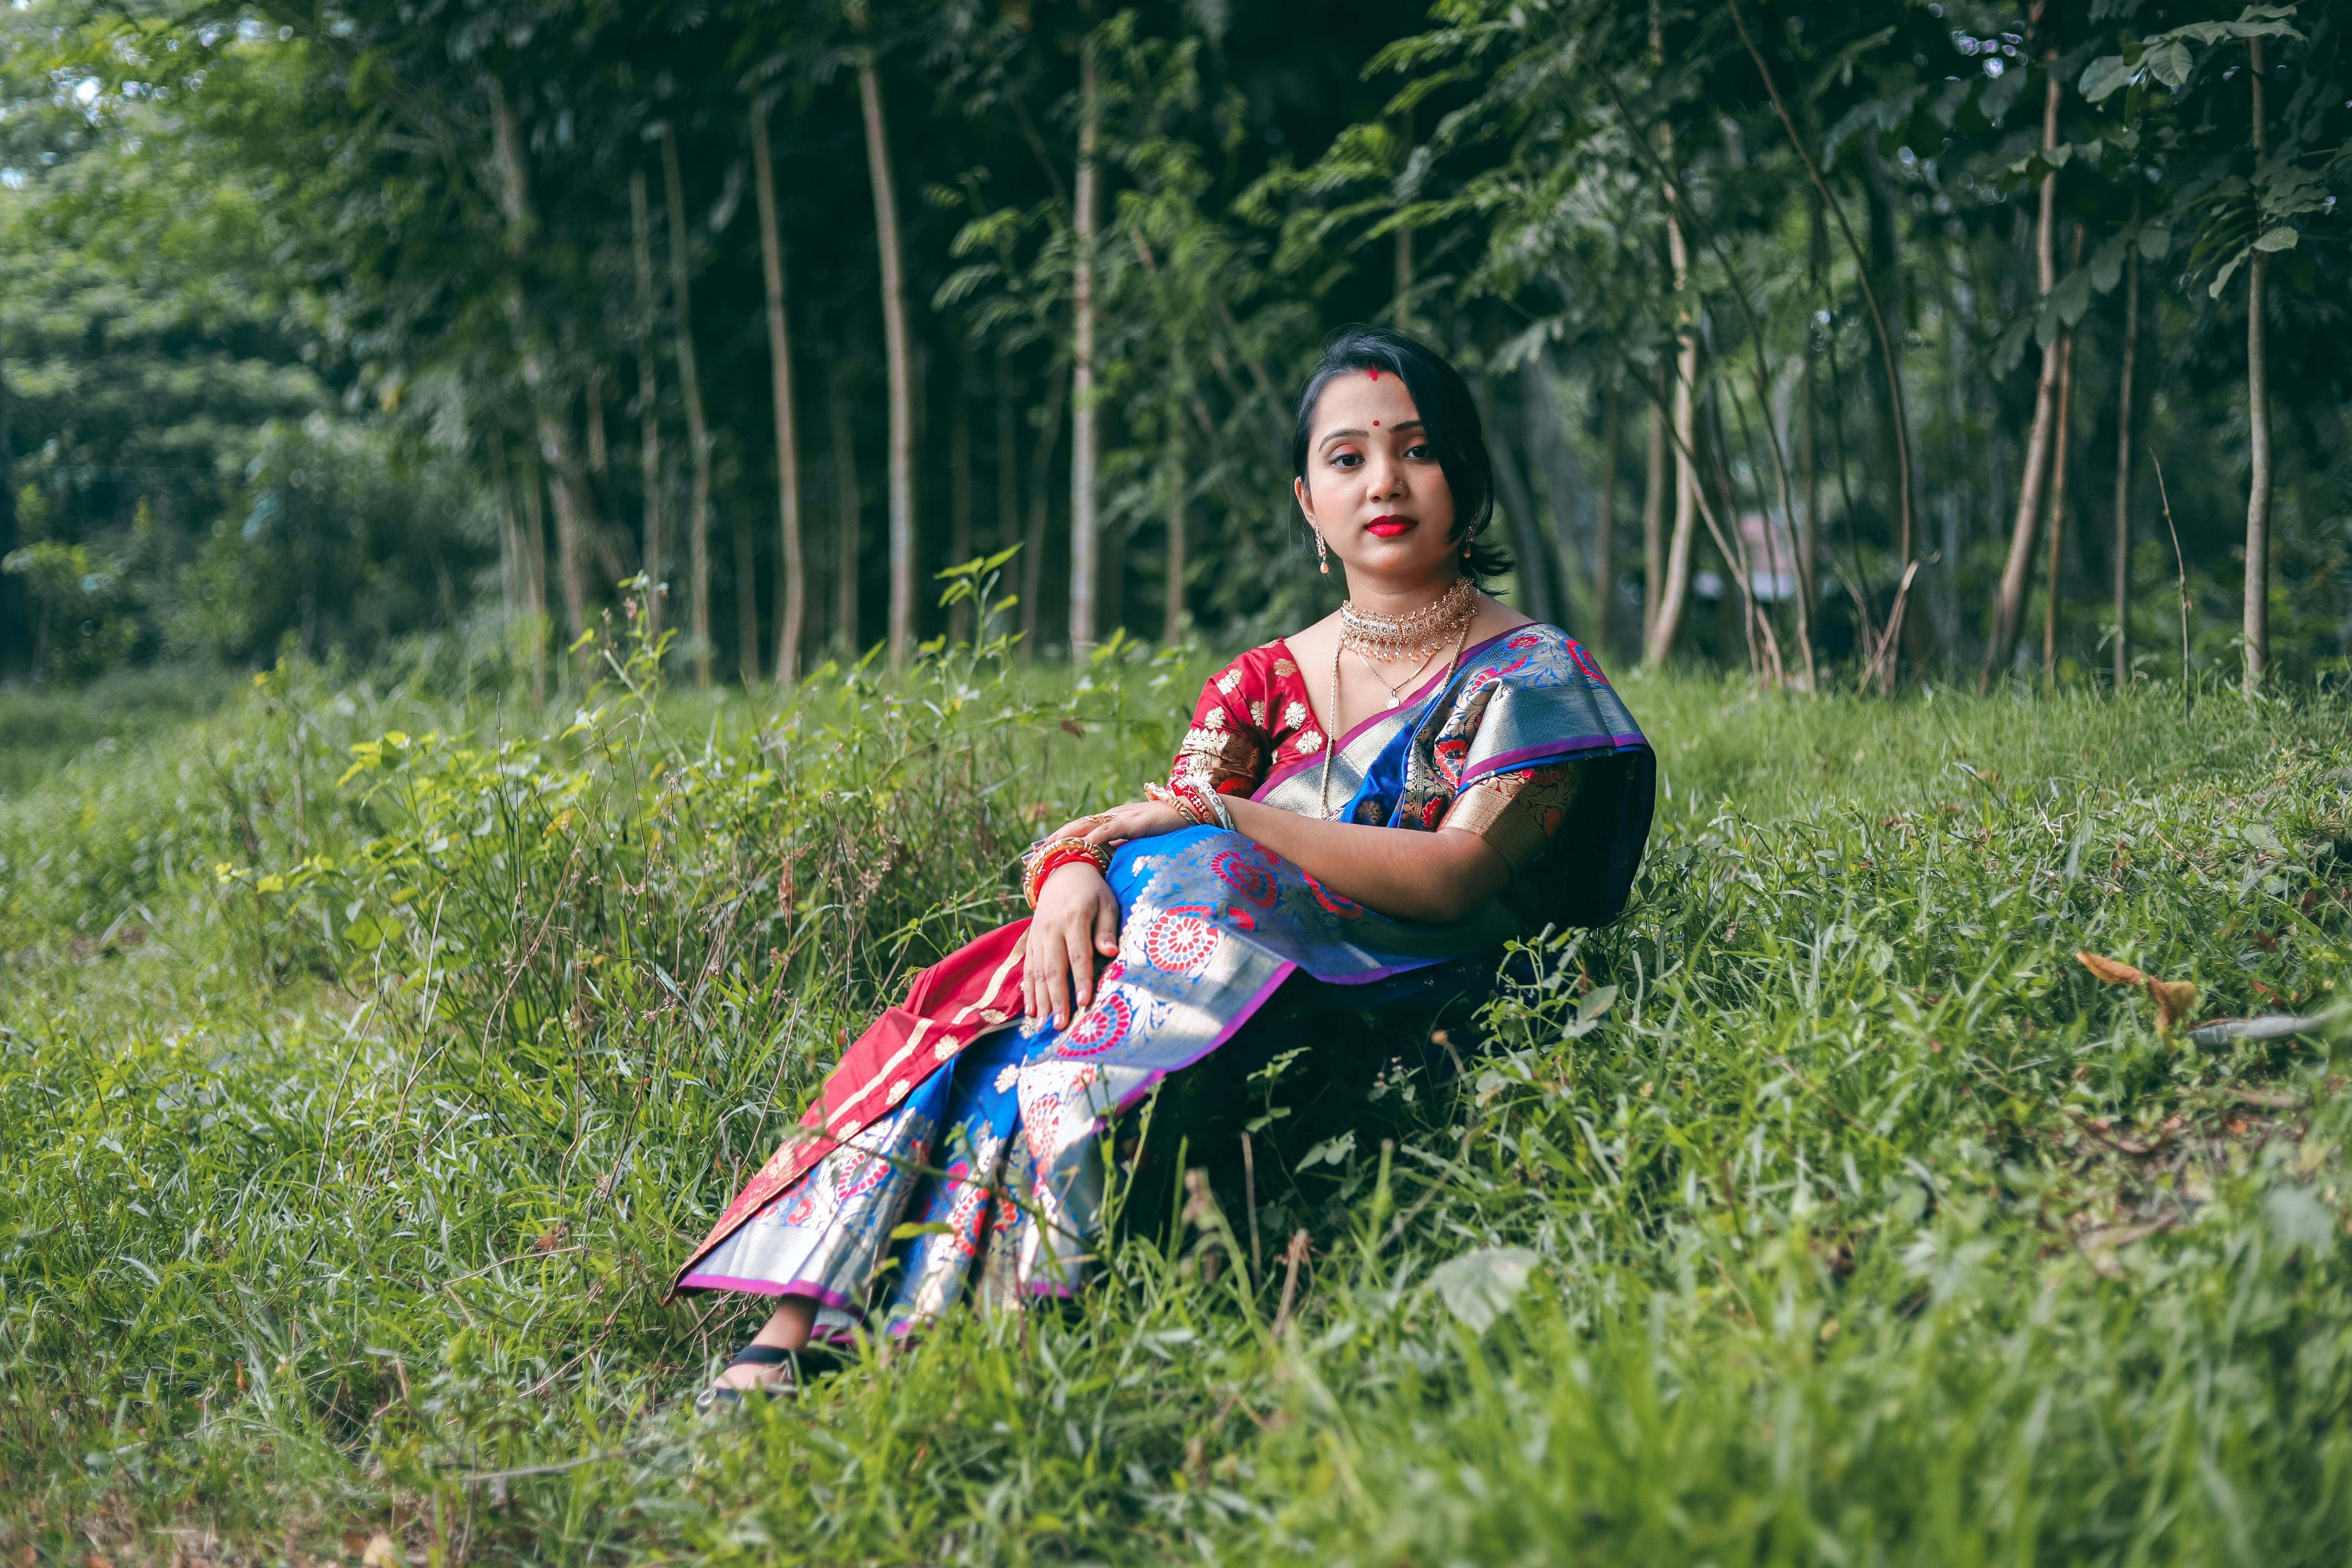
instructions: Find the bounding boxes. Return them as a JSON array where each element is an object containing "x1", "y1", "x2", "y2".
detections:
[{"x1": 677, "y1": 325, "x2": 1655, "y2": 1403}]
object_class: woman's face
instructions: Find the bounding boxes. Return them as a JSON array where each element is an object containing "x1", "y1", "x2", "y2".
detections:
[{"x1": 1294, "y1": 368, "x2": 1460, "y2": 586}]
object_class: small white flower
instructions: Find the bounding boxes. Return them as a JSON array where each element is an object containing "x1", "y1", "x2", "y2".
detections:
[
  {"x1": 1202, "y1": 708, "x2": 1228, "y2": 731},
  {"x1": 1295, "y1": 729, "x2": 1324, "y2": 754},
  {"x1": 1216, "y1": 668, "x2": 1243, "y2": 693},
  {"x1": 1283, "y1": 700, "x2": 1309, "y2": 728},
  {"x1": 1248, "y1": 700, "x2": 1266, "y2": 725}
]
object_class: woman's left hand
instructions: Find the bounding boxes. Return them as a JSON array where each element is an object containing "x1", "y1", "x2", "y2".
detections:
[{"x1": 1045, "y1": 798, "x2": 1189, "y2": 847}]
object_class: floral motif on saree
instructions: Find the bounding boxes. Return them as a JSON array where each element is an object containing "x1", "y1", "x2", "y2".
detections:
[{"x1": 671, "y1": 622, "x2": 1654, "y2": 1326}]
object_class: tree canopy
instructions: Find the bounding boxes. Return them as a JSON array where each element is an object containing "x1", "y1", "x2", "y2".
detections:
[{"x1": 3, "y1": 0, "x2": 2345, "y2": 692}]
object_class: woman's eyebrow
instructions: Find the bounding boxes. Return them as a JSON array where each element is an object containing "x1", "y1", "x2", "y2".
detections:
[{"x1": 1318, "y1": 418, "x2": 1424, "y2": 450}]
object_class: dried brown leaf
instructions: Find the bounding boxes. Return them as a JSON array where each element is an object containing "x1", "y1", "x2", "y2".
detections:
[
  {"x1": 2147, "y1": 979, "x2": 2198, "y2": 1031},
  {"x1": 2076, "y1": 951, "x2": 2148, "y2": 986}
]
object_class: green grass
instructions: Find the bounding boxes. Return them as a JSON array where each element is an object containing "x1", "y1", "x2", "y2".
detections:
[
  {"x1": 5, "y1": 641, "x2": 2351, "y2": 1565},
  {"x1": 0, "y1": 662, "x2": 237, "y2": 798}
]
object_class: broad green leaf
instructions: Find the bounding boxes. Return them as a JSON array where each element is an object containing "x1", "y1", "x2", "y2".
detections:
[
  {"x1": 2145, "y1": 40, "x2": 2193, "y2": 88},
  {"x1": 1429, "y1": 1246, "x2": 1540, "y2": 1333},
  {"x1": 2079, "y1": 55, "x2": 2132, "y2": 102}
]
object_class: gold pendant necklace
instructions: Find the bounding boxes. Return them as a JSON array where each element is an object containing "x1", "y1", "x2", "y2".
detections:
[{"x1": 1354, "y1": 642, "x2": 1445, "y2": 708}]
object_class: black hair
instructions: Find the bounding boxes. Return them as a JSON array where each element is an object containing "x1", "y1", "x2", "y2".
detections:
[{"x1": 1290, "y1": 323, "x2": 1514, "y2": 585}]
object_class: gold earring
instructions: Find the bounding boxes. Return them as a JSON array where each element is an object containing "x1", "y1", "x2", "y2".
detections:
[{"x1": 1316, "y1": 530, "x2": 1329, "y2": 574}]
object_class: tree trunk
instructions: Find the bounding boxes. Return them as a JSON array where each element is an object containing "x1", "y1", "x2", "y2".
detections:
[
  {"x1": 831, "y1": 370, "x2": 861, "y2": 655},
  {"x1": 491, "y1": 428, "x2": 522, "y2": 623},
  {"x1": 1984, "y1": 64, "x2": 2064, "y2": 688},
  {"x1": 2243, "y1": 36, "x2": 2271, "y2": 696},
  {"x1": 1526, "y1": 358, "x2": 1583, "y2": 625},
  {"x1": 1068, "y1": 33, "x2": 1101, "y2": 655},
  {"x1": 0, "y1": 358, "x2": 18, "y2": 677},
  {"x1": 1645, "y1": 206, "x2": 1699, "y2": 669},
  {"x1": 660, "y1": 127, "x2": 718, "y2": 686},
  {"x1": 1394, "y1": 107, "x2": 1415, "y2": 331},
  {"x1": 1484, "y1": 375, "x2": 1556, "y2": 625},
  {"x1": 586, "y1": 366, "x2": 607, "y2": 475},
  {"x1": 2112, "y1": 237, "x2": 2139, "y2": 690},
  {"x1": 751, "y1": 98, "x2": 806, "y2": 684},
  {"x1": 855, "y1": 46, "x2": 917, "y2": 667},
  {"x1": 1164, "y1": 466, "x2": 1187, "y2": 647},
  {"x1": 1021, "y1": 371, "x2": 1067, "y2": 656},
  {"x1": 1641, "y1": 383, "x2": 1668, "y2": 648},
  {"x1": 996, "y1": 348, "x2": 1020, "y2": 559},
  {"x1": 1592, "y1": 383, "x2": 1619, "y2": 654},
  {"x1": 542, "y1": 414, "x2": 591, "y2": 649},
  {"x1": 950, "y1": 337, "x2": 975, "y2": 644},
  {"x1": 629, "y1": 170, "x2": 666, "y2": 643},
  {"x1": 2041, "y1": 324, "x2": 2078, "y2": 689},
  {"x1": 516, "y1": 441, "x2": 549, "y2": 703}
]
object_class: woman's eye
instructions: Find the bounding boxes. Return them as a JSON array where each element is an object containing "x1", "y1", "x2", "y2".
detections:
[
  {"x1": 1405, "y1": 443, "x2": 1435, "y2": 461},
  {"x1": 1330, "y1": 451, "x2": 1363, "y2": 469}
]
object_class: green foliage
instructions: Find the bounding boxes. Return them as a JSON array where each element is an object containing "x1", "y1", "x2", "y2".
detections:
[{"x1": 5, "y1": 659, "x2": 2352, "y2": 1560}]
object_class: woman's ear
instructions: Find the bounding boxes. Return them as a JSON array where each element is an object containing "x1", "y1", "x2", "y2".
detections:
[{"x1": 1293, "y1": 474, "x2": 1315, "y2": 527}]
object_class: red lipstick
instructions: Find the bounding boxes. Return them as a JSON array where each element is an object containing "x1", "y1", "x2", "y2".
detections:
[{"x1": 1366, "y1": 515, "x2": 1414, "y2": 537}]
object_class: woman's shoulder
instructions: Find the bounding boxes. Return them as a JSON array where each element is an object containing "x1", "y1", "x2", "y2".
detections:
[
  {"x1": 1202, "y1": 639, "x2": 1306, "y2": 696},
  {"x1": 1462, "y1": 619, "x2": 1617, "y2": 693},
  {"x1": 1191, "y1": 639, "x2": 1317, "y2": 731}
]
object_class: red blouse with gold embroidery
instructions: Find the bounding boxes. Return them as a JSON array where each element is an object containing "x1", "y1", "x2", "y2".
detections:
[{"x1": 1166, "y1": 641, "x2": 1325, "y2": 797}]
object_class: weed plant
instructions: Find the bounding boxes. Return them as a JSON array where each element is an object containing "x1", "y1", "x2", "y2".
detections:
[{"x1": 4, "y1": 620, "x2": 2351, "y2": 1564}]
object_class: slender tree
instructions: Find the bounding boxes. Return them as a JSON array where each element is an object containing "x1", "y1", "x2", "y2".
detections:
[
  {"x1": 1393, "y1": 106, "x2": 1415, "y2": 332},
  {"x1": 995, "y1": 346, "x2": 1019, "y2": 563},
  {"x1": 831, "y1": 367, "x2": 861, "y2": 654},
  {"x1": 1021, "y1": 369, "x2": 1067, "y2": 655},
  {"x1": 660, "y1": 127, "x2": 720, "y2": 685},
  {"x1": 1641, "y1": 387, "x2": 1667, "y2": 649},
  {"x1": 949, "y1": 337, "x2": 974, "y2": 643},
  {"x1": 629, "y1": 170, "x2": 666, "y2": 643},
  {"x1": 2112, "y1": 234, "x2": 2139, "y2": 689},
  {"x1": 1985, "y1": 29, "x2": 2064, "y2": 687},
  {"x1": 855, "y1": 41, "x2": 916, "y2": 666},
  {"x1": 1068, "y1": 28, "x2": 1102, "y2": 654},
  {"x1": 2041, "y1": 263, "x2": 2079, "y2": 691},
  {"x1": 1593, "y1": 381, "x2": 1619, "y2": 654},
  {"x1": 2243, "y1": 35, "x2": 2273, "y2": 695},
  {"x1": 1164, "y1": 462, "x2": 1188, "y2": 647},
  {"x1": 1644, "y1": 210, "x2": 1699, "y2": 668},
  {"x1": 751, "y1": 96, "x2": 806, "y2": 683}
]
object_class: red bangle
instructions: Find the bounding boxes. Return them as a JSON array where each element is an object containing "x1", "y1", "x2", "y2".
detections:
[
  {"x1": 1148, "y1": 778, "x2": 1233, "y2": 831},
  {"x1": 1145, "y1": 781, "x2": 1204, "y2": 826},
  {"x1": 1022, "y1": 837, "x2": 1112, "y2": 908}
]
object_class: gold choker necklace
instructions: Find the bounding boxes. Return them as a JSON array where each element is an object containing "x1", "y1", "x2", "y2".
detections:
[{"x1": 1338, "y1": 577, "x2": 1479, "y2": 664}]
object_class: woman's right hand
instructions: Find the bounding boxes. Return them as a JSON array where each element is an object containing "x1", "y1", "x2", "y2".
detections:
[
  {"x1": 1023, "y1": 862, "x2": 1122, "y2": 1031},
  {"x1": 1045, "y1": 798, "x2": 1189, "y2": 847}
]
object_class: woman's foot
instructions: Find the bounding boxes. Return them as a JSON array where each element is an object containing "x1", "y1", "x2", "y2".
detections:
[
  {"x1": 694, "y1": 1345, "x2": 795, "y2": 1410},
  {"x1": 694, "y1": 1298, "x2": 817, "y2": 1409}
]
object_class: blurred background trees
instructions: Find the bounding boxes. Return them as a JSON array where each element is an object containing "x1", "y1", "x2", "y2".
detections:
[{"x1": 1, "y1": 0, "x2": 2344, "y2": 693}]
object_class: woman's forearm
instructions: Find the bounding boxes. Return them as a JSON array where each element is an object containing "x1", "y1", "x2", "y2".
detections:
[{"x1": 1218, "y1": 795, "x2": 1509, "y2": 922}]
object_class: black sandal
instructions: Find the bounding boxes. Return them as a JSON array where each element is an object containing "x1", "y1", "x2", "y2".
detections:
[{"x1": 692, "y1": 1344, "x2": 796, "y2": 1412}]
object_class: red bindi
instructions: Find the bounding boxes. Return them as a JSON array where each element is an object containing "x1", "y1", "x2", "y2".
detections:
[{"x1": 1372, "y1": 420, "x2": 1380, "y2": 426}]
